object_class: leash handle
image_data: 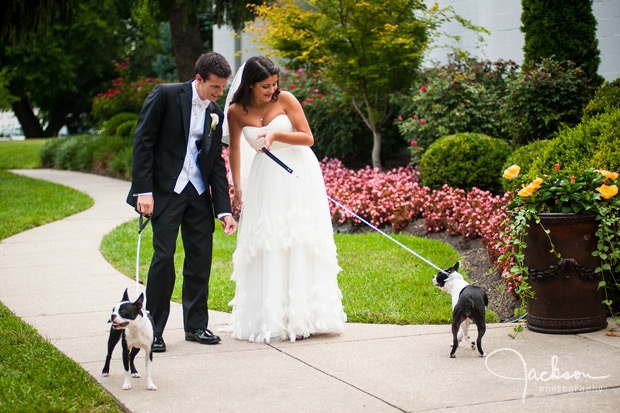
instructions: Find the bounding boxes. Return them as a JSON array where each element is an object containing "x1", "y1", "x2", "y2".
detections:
[
  {"x1": 139, "y1": 214, "x2": 151, "y2": 234},
  {"x1": 136, "y1": 214, "x2": 151, "y2": 302},
  {"x1": 262, "y1": 147, "x2": 293, "y2": 174}
]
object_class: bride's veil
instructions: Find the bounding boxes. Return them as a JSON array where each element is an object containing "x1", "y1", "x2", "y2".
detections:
[{"x1": 222, "y1": 63, "x2": 256, "y2": 196}]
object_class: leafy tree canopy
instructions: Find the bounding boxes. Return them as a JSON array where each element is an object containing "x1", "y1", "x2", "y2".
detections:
[{"x1": 249, "y1": 0, "x2": 485, "y2": 168}]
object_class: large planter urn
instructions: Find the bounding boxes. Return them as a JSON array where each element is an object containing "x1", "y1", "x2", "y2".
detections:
[{"x1": 524, "y1": 213, "x2": 607, "y2": 334}]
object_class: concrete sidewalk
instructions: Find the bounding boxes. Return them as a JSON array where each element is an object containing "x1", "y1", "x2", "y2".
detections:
[{"x1": 1, "y1": 169, "x2": 620, "y2": 412}]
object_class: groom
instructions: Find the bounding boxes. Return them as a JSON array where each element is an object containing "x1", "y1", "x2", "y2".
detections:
[{"x1": 127, "y1": 52, "x2": 237, "y2": 352}]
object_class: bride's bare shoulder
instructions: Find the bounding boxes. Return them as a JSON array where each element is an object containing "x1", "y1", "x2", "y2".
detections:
[{"x1": 227, "y1": 102, "x2": 245, "y2": 119}]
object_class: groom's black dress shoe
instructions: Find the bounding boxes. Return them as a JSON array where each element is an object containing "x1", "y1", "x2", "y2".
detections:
[
  {"x1": 185, "y1": 328, "x2": 221, "y2": 345},
  {"x1": 153, "y1": 336, "x2": 166, "y2": 352}
]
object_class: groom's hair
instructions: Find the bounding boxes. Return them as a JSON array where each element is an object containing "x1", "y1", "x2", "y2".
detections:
[
  {"x1": 232, "y1": 56, "x2": 281, "y2": 114},
  {"x1": 195, "y1": 52, "x2": 232, "y2": 80}
]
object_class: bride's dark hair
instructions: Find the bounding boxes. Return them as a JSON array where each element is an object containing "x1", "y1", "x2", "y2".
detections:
[{"x1": 231, "y1": 56, "x2": 281, "y2": 114}]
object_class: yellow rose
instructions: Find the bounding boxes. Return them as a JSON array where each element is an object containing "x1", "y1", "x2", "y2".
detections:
[
  {"x1": 597, "y1": 184, "x2": 619, "y2": 200},
  {"x1": 596, "y1": 169, "x2": 619, "y2": 181},
  {"x1": 503, "y1": 165, "x2": 520, "y2": 179},
  {"x1": 517, "y1": 187, "x2": 532, "y2": 197},
  {"x1": 517, "y1": 177, "x2": 544, "y2": 197}
]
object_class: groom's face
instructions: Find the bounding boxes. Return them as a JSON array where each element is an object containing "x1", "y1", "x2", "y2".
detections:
[{"x1": 196, "y1": 74, "x2": 229, "y2": 102}]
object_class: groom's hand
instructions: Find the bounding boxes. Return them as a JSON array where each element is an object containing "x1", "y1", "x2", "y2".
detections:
[
  {"x1": 221, "y1": 215, "x2": 237, "y2": 236},
  {"x1": 137, "y1": 194, "x2": 154, "y2": 217}
]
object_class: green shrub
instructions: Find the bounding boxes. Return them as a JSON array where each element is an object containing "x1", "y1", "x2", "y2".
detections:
[
  {"x1": 501, "y1": 57, "x2": 592, "y2": 145},
  {"x1": 39, "y1": 134, "x2": 132, "y2": 177},
  {"x1": 102, "y1": 113, "x2": 138, "y2": 136},
  {"x1": 530, "y1": 107, "x2": 620, "y2": 175},
  {"x1": 40, "y1": 137, "x2": 65, "y2": 168},
  {"x1": 583, "y1": 77, "x2": 620, "y2": 119},
  {"x1": 91, "y1": 59, "x2": 164, "y2": 125},
  {"x1": 501, "y1": 140, "x2": 552, "y2": 191},
  {"x1": 419, "y1": 133, "x2": 511, "y2": 192},
  {"x1": 115, "y1": 119, "x2": 137, "y2": 139},
  {"x1": 108, "y1": 146, "x2": 133, "y2": 179},
  {"x1": 395, "y1": 55, "x2": 519, "y2": 153}
]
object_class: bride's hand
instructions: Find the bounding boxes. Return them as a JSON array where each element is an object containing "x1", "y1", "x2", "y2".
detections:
[
  {"x1": 233, "y1": 187, "x2": 243, "y2": 211},
  {"x1": 257, "y1": 131, "x2": 277, "y2": 151}
]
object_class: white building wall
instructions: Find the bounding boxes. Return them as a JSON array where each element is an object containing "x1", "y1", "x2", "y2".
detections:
[
  {"x1": 214, "y1": 0, "x2": 620, "y2": 82},
  {"x1": 424, "y1": 0, "x2": 619, "y2": 81}
]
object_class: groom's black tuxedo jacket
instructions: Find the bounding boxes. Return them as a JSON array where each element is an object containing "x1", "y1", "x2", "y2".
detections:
[{"x1": 127, "y1": 81, "x2": 232, "y2": 218}]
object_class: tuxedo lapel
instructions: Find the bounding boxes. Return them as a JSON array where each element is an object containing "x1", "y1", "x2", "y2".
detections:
[
  {"x1": 201, "y1": 104, "x2": 214, "y2": 161},
  {"x1": 180, "y1": 83, "x2": 193, "y2": 141}
]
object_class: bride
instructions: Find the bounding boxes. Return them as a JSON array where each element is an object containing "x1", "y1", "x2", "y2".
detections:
[{"x1": 223, "y1": 56, "x2": 346, "y2": 343}]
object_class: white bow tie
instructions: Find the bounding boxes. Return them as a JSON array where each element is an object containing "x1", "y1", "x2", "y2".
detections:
[{"x1": 192, "y1": 97, "x2": 210, "y2": 110}]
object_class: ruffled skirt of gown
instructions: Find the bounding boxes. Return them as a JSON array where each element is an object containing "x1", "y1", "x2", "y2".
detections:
[{"x1": 226, "y1": 128, "x2": 346, "y2": 342}]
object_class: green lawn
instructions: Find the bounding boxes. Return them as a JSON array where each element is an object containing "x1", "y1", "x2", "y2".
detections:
[
  {"x1": 101, "y1": 220, "x2": 499, "y2": 325},
  {"x1": 0, "y1": 139, "x2": 121, "y2": 412}
]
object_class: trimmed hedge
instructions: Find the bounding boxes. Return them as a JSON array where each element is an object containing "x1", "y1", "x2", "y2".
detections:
[{"x1": 419, "y1": 133, "x2": 511, "y2": 193}]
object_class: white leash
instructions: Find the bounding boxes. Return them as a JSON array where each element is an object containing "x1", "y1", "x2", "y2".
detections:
[
  {"x1": 135, "y1": 215, "x2": 151, "y2": 302},
  {"x1": 261, "y1": 147, "x2": 444, "y2": 272}
]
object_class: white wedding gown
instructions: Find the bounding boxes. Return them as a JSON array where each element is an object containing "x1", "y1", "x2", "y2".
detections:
[{"x1": 227, "y1": 114, "x2": 346, "y2": 342}]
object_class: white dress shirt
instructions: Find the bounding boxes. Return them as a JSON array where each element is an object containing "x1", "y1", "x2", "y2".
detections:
[{"x1": 173, "y1": 80, "x2": 209, "y2": 195}]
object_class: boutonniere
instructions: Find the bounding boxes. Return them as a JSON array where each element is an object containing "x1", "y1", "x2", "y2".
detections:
[{"x1": 210, "y1": 113, "x2": 219, "y2": 131}]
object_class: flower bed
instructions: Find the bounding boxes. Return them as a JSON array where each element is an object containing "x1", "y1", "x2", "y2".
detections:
[{"x1": 223, "y1": 149, "x2": 512, "y2": 287}]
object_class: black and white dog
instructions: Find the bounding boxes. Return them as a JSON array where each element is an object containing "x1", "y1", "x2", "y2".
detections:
[
  {"x1": 432, "y1": 262, "x2": 488, "y2": 358},
  {"x1": 102, "y1": 289, "x2": 157, "y2": 390}
]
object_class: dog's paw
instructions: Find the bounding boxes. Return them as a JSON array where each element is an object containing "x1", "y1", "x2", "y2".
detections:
[
  {"x1": 147, "y1": 382, "x2": 158, "y2": 391},
  {"x1": 102, "y1": 372, "x2": 109, "y2": 377},
  {"x1": 131, "y1": 372, "x2": 141, "y2": 378},
  {"x1": 449, "y1": 354, "x2": 456, "y2": 358},
  {"x1": 122, "y1": 382, "x2": 132, "y2": 390},
  {"x1": 479, "y1": 352, "x2": 486, "y2": 358}
]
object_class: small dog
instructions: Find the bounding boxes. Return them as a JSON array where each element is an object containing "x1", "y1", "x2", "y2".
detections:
[
  {"x1": 432, "y1": 262, "x2": 488, "y2": 358},
  {"x1": 102, "y1": 289, "x2": 157, "y2": 390}
]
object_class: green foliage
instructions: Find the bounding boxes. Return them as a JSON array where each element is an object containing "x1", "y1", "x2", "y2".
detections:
[
  {"x1": 1, "y1": 0, "x2": 129, "y2": 136},
  {"x1": 116, "y1": 120, "x2": 137, "y2": 139},
  {"x1": 250, "y1": 0, "x2": 485, "y2": 168},
  {"x1": 501, "y1": 140, "x2": 552, "y2": 191},
  {"x1": 39, "y1": 134, "x2": 132, "y2": 177},
  {"x1": 91, "y1": 58, "x2": 165, "y2": 125},
  {"x1": 419, "y1": 133, "x2": 511, "y2": 192},
  {"x1": 281, "y1": 69, "x2": 401, "y2": 167},
  {"x1": 102, "y1": 112, "x2": 138, "y2": 136},
  {"x1": 109, "y1": 146, "x2": 133, "y2": 180},
  {"x1": 530, "y1": 108, "x2": 620, "y2": 176},
  {"x1": 583, "y1": 78, "x2": 620, "y2": 119},
  {"x1": 521, "y1": 0, "x2": 603, "y2": 86},
  {"x1": 395, "y1": 54, "x2": 519, "y2": 152},
  {"x1": 501, "y1": 57, "x2": 593, "y2": 145}
]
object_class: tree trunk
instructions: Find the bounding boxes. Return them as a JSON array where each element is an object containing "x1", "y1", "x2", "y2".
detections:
[
  {"x1": 12, "y1": 99, "x2": 44, "y2": 138},
  {"x1": 169, "y1": 2, "x2": 203, "y2": 82},
  {"x1": 371, "y1": 127, "x2": 382, "y2": 170}
]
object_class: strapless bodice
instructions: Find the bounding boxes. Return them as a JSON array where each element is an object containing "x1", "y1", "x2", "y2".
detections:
[{"x1": 241, "y1": 114, "x2": 294, "y2": 151}]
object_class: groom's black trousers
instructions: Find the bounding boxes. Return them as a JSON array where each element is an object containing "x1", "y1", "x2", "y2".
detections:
[{"x1": 145, "y1": 183, "x2": 215, "y2": 337}]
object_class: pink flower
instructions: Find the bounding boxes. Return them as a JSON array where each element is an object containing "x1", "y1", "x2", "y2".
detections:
[
  {"x1": 420, "y1": 120, "x2": 427, "y2": 124},
  {"x1": 290, "y1": 84, "x2": 295, "y2": 89},
  {"x1": 301, "y1": 101, "x2": 305, "y2": 105},
  {"x1": 313, "y1": 89, "x2": 319, "y2": 93},
  {"x1": 414, "y1": 115, "x2": 418, "y2": 119},
  {"x1": 307, "y1": 98, "x2": 314, "y2": 102},
  {"x1": 318, "y1": 94, "x2": 323, "y2": 98},
  {"x1": 411, "y1": 140, "x2": 417, "y2": 145},
  {"x1": 398, "y1": 116, "x2": 403, "y2": 121},
  {"x1": 420, "y1": 86, "x2": 427, "y2": 91},
  {"x1": 461, "y1": 104, "x2": 465, "y2": 108},
  {"x1": 297, "y1": 69, "x2": 303, "y2": 74}
]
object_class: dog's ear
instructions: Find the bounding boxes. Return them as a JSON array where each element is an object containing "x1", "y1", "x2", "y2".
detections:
[
  {"x1": 122, "y1": 288, "x2": 129, "y2": 302},
  {"x1": 450, "y1": 261, "x2": 460, "y2": 273},
  {"x1": 134, "y1": 293, "x2": 144, "y2": 310}
]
